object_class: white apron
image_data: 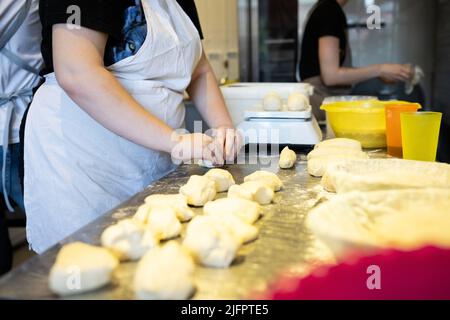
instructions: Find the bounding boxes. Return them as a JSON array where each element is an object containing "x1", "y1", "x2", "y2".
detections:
[{"x1": 24, "y1": 0, "x2": 203, "y2": 253}]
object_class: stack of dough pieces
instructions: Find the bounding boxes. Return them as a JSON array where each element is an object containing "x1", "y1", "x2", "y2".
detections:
[
  {"x1": 49, "y1": 242, "x2": 119, "y2": 296},
  {"x1": 307, "y1": 189, "x2": 450, "y2": 256},
  {"x1": 321, "y1": 158, "x2": 450, "y2": 193},
  {"x1": 307, "y1": 138, "x2": 368, "y2": 177}
]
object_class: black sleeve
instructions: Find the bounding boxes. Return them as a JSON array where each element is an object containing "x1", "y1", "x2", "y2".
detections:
[
  {"x1": 176, "y1": 0, "x2": 204, "y2": 39},
  {"x1": 315, "y1": 2, "x2": 344, "y2": 39},
  {"x1": 39, "y1": 0, "x2": 131, "y2": 38}
]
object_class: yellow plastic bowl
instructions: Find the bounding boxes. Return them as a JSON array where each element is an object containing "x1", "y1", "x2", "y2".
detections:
[{"x1": 321, "y1": 100, "x2": 413, "y2": 149}]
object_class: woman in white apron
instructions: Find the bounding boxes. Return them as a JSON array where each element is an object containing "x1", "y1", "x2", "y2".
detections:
[{"x1": 24, "y1": 0, "x2": 239, "y2": 253}]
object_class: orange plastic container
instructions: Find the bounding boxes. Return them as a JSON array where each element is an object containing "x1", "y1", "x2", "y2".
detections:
[{"x1": 385, "y1": 103, "x2": 422, "y2": 158}]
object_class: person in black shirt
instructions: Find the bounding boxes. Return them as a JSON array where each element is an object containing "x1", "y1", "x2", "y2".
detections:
[
  {"x1": 299, "y1": 0, "x2": 413, "y2": 120},
  {"x1": 24, "y1": 0, "x2": 242, "y2": 253}
]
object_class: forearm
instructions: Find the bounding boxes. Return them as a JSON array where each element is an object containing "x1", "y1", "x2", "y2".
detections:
[
  {"x1": 187, "y1": 56, "x2": 234, "y2": 129},
  {"x1": 57, "y1": 65, "x2": 177, "y2": 153},
  {"x1": 322, "y1": 64, "x2": 381, "y2": 86}
]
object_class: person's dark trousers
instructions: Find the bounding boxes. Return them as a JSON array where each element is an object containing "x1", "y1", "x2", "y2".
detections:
[{"x1": 0, "y1": 201, "x2": 12, "y2": 276}]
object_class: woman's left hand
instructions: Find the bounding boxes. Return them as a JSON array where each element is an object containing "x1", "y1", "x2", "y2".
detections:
[{"x1": 210, "y1": 126, "x2": 243, "y2": 164}]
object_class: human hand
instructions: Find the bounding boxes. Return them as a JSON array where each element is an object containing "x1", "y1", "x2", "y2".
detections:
[
  {"x1": 209, "y1": 126, "x2": 244, "y2": 165},
  {"x1": 170, "y1": 133, "x2": 215, "y2": 164},
  {"x1": 379, "y1": 64, "x2": 413, "y2": 83}
]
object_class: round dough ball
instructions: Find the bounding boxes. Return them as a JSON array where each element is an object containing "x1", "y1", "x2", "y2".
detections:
[
  {"x1": 227, "y1": 184, "x2": 254, "y2": 202},
  {"x1": 146, "y1": 206, "x2": 182, "y2": 240},
  {"x1": 134, "y1": 242, "x2": 195, "y2": 300},
  {"x1": 287, "y1": 93, "x2": 309, "y2": 111},
  {"x1": 101, "y1": 219, "x2": 159, "y2": 261},
  {"x1": 263, "y1": 92, "x2": 282, "y2": 111},
  {"x1": 204, "y1": 169, "x2": 235, "y2": 192},
  {"x1": 49, "y1": 242, "x2": 119, "y2": 296},
  {"x1": 307, "y1": 153, "x2": 369, "y2": 177},
  {"x1": 279, "y1": 146, "x2": 297, "y2": 169},
  {"x1": 203, "y1": 197, "x2": 261, "y2": 224},
  {"x1": 145, "y1": 194, "x2": 194, "y2": 222},
  {"x1": 183, "y1": 216, "x2": 241, "y2": 268},
  {"x1": 244, "y1": 170, "x2": 283, "y2": 192},
  {"x1": 179, "y1": 175, "x2": 217, "y2": 207}
]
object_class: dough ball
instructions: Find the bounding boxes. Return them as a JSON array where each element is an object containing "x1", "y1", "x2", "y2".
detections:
[
  {"x1": 314, "y1": 138, "x2": 362, "y2": 151},
  {"x1": 279, "y1": 146, "x2": 297, "y2": 169},
  {"x1": 244, "y1": 170, "x2": 283, "y2": 192},
  {"x1": 145, "y1": 194, "x2": 194, "y2": 222},
  {"x1": 307, "y1": 147, "x2": 367, "y2": 161},
  {"x1": 228, "y1": 181, "x2": 274, "y2": 205},
  {"x1": 208, "y1": 212, "x2": 259, "y2": 244},
  {"x1": 307, "y1": 153, "x2": 369, "y2": 177},
  {"x1": 179, "y1": 175, "x2": 217, "y2": 207},
  {"x1": 203, "y1": 197, "x2": 261, "y2": 224},
  {"x1": 146, "y1": 206, "x2": 182, "y2": 240},
  {"x1": 49, "y1": 242, "x2": 119, "y2": 296},
  {"x1": 134, "y1": 203, "x2": 152, "y2": 224},
  {"x1": 101, "y1": 219, "x2": 159, "y2": 261},
  {"x1": 228, "y1": 184, "x2": 254, "y2": 201},
  {"x1": 204, "y1": 169, "x2": 236, "y2": 192},
  {"x1": 287, "y1": 93, "x2": 309, "y2": 111},
  {"x1": 263, "y1": 92, "x2": 282, "y2": 111},
  {"x1": 183, "y1": 216, "x2": 241, "y2": 268},
  {"x1": 134, "y1": 242, "x2": 195, "y2": 300}
]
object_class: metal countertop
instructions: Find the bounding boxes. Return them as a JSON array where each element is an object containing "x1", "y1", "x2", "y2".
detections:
[{"x1": 0, "y1": 153, "x2": 340, "y2": 300}]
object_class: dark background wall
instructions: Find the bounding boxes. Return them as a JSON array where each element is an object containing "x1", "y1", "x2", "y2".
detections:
[{"x1": 433, "y1": 0, "x2": 450, "y2": 163}]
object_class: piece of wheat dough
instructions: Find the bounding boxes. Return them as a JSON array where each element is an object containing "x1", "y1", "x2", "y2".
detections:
[
  {"x1": 279, "y1": 146, "x2": 297, "y2": 169},
  {"x1": 287, "y1": 93, "x2": 309, "y2": 111},
  {"x1": 263, "y1": 92, "x2": 282, "y2": 111},
  {"x1": 183, "y1": 216, "x2": 241, "y2": 268},
  {"x1": 307, "y1": 189, "x2": 450, "y2": 255},
  {"x1": 179, "y1": 175, "x2": 217, "y2": 207},
  {"x1": 144, "y1": 194, "x2": 194, "y2": 222},
  {"x1": 307, "y1": 153, "x2": 369, "y2": 177},
  {"x1": 204, "y1": 168, "x2": 236, "y2": 192},
  {"x1": 228, "y1": 181, "x2": 274, "y2": 205},
  {"x1": 307, "y1": 147, "x2": 367, "y2": 161},
  {"x1": 244, "y1": 170, "x2": 283, "y2": 192},
  {"x1": 314, "y1": 138, "x2": 362, "y2": 151},
  {"x1": 146, "y1": 206, "x2": 182, "y2": 240},
  {"x1": 203, "y1": 197, "x2": 262, "y2": 224},
  {"x1": 207, "y1": 212, "x2": 259, "y2": 244},
  {"x1": 101, "y1": 219, "x2": 159, "y2": 261},
  {"x1": 321, "y1": 158, "x2": 450, "y2": 193},
  {"x1": 134, "y1": 242, "x2": 195, "y2": 300},
  {"x1": 49, "y1": 242, "x2": 119, "y2": 296}
]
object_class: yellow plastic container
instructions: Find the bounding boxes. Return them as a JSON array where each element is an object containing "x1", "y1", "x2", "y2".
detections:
[
  {"x1": 401, "y1": 112, "x2": 442, "y2": 162},
  {"x1": 321, "y1": 100, "x2": 415, "y2": 149}
]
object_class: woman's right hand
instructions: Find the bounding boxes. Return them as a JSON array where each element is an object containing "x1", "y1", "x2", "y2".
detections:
[
  {"x1": 379, "y1": 64, "x2": 413, "y2": 83},
  {"x1": 170, "y1": 133, "x2": 216, "y2": 164}
]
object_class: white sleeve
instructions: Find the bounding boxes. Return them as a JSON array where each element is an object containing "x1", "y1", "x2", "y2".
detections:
[{"x1": 0, "y1": 0, "x2": 27, "y2": 41}]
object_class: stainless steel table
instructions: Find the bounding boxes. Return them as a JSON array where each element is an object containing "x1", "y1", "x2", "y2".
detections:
[{"x1": 0, "y1": 154, "x2": 337, "y2": 300}]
